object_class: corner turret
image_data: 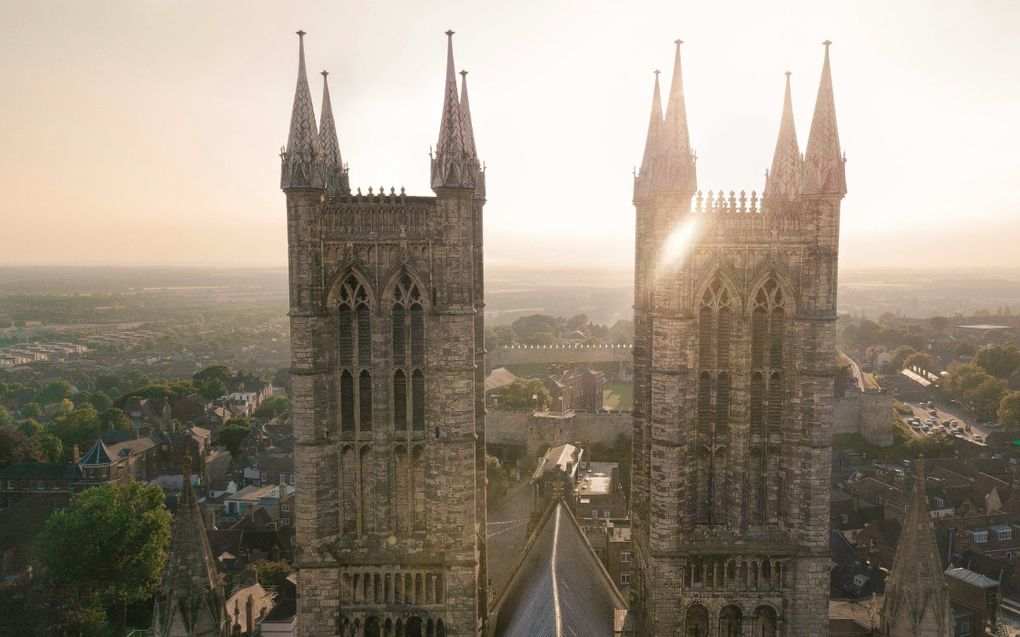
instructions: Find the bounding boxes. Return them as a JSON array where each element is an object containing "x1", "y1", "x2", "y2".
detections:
[
  {"x1": 431, "y1": 31, "x2": 480, "y2": 190},
  {"x1": 660, "y1": 40, "x2": 697, "y2": 195}
]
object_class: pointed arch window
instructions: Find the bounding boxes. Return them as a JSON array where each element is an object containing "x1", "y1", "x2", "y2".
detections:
[
  {"x1": 390, "y1": 274, "x2": 428, "y2": 434},
  {"x1": 693, "y1": 278, "x2": 732, "y2": 525},
  {"x1": 749, "y1": 277, "x2": 788, "y2": 523},
  {"x1": 335, "y1": 274, "x2": 373, "y2": 436}
]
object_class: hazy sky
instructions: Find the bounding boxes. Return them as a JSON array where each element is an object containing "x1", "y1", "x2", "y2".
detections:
[{"x1": 1, "y1": 1, "x2": 1018, "y2": 271}]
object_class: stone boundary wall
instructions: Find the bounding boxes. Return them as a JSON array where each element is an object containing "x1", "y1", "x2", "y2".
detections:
[
  {"x1": 485, "y1": 410, "x2": 633, "y2": 455},
  {"x1": 486, "y1": 344, "x2": 633, "y2": 370},
  {"x1": 833, "y1": 392, "x2": 895, "y2": 447}
]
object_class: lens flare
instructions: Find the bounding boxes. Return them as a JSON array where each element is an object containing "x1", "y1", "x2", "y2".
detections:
[{"x1": 655, "y1": 216, "x2": 702, "y2": 279}]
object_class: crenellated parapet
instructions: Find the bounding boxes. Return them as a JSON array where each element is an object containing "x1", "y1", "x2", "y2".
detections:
[{"x1": 322, "y1": 191, "x2": 436, "y2": 240}]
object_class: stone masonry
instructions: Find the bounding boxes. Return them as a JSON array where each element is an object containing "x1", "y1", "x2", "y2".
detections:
[
  {"x1": 283, "y1": 31, "x2": 486, "y2": 637},
  {"x1": 629, "y1": 41, "x2": 846, "y2": 636}
]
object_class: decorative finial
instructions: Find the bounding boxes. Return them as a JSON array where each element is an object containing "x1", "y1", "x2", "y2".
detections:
[
  {"x1": 445, "y1": 30, "x2": 455, "y2": 38},
  {"x1": 823, "y1": 40, "x2": 832, "y2": 48},
  {"x1": 654, "y1": 69, "x2": 660, "y2": 76},
  {"x1": 297, "y1": 30, "x2": 306, "y2": 39},
  {"x1": 674, "y1": 39, "x2": 683, "y2": 46},
  {"x1": 785, "y1": 71, "x2": 791, "y2": 77},
  {"x1": 460, "y1": 69, "x2": 468, "y2": 77},
  {"x1": 321, "y1": 70, "x2": 328, "y2": 78}
]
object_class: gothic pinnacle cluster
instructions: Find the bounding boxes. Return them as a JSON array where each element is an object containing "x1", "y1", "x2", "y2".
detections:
[
  {"x1": 280, "y1": 31, "x2": 348, "y2": 195},
  {"x1": 635, "y1": 40, "x2": 846, "y2": 204},
  {"x1": 431, "y1": 31, "x2": 484, "y2": 191}
]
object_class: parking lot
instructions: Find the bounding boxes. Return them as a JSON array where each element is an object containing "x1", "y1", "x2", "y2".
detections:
[{"x1": 902, "y1": 400, "x2": 998, "y2": 445}]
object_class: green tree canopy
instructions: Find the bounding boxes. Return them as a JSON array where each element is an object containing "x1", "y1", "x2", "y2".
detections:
[
  {"x1": 34, "y1": 482, "x2": 171, "y2": 634},
  {"x1": 255, "y1": 560, "x2": 293, "y2": 588},
  {"x1": 903, "y1": 352, "x2": 939, "y2": 373},
  {"x1": 193, "y1": 365, "x2": 233, "y2": 385},
  {"x1": 218, "y1": 418, "x2": 252, "y2": 457},
  {"x1": 35, "y1": 380, "x2": 75, "y2": 405},
  {"x1": 499, "y1": 379, "x2": 551, "y2": 411},
  {"x1": 0, "y1": 405, "x2": 12, "y2": 428},
  {"x1": 47, "y1": 404, "x2": 102, "y2": 453},
  {"x1": 998, "y1": 391, "x2": 1020, "y2": 430},
  {"x1": 889, "y1": 346, "x2": 916, "y2": 371},
  {"x1": 975, "y1": 343, "x2": 1020, "y2": 379},
  {"x1": 0, "y1": 428, "x2": 46, "y2": 468},
  {"x1": 954, "y1": 341, "x2": 977, "y2": 358},
  {"x1": 254, "y1": 396, "x2": 291, "y2": 419},
  {"x1": 17, "y1": 418, "x2": 43, "y2": 437},
  {"x1": 100, "y1": 408, "x2": 131, "y2": 431},
  {"x1": 20, "y1": 402, "x2": 43, "y2": 419}
]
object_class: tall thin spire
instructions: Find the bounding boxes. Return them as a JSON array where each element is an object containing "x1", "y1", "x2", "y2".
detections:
[
  {"x1": 764, "y1": 72, "x2": 803, "y2": 200},
  {"x1": 151, "y1": 453, "x2": 227, "y2": 636},
  {"x1": 319, "y1": 71, "x2": 350, "y2": 196},
  {"x1": 459, "y1": 70, "x2": 478, "y2": 161},
  {"x1": 634, "y1": 71, "x2": 664, "y2": 199},
  {"x1": 802, "y1": 40, "x2": 846, "y2": 196},
  {"x1": 660, "y1": 40, "x2": 697, "y2": 193},
  {"x1": 432, "y1": 30, "x2": 476, "y2": 190},
  {"x1": 881, "y1": 457, "x2": 952, "y2": 636},
  {"x1": 281, "y1": 31, "x2": 324, "y2": 190}
]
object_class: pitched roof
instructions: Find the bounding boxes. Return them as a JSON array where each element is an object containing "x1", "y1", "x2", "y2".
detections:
[
  {"x1": 491, "y1": 501, "x2": 627, "y2": 637},
  {"x1": 79, "y1": 439, "x2": 116, "y2": 466},
  {"x1": 0, "y1": 461, "x2": 81, "y2": 481}
]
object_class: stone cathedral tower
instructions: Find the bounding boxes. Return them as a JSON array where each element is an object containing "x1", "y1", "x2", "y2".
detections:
[
  {"x1": 629, "y1": 41, "x2": 846, "y2": 636},
  {"x1": 282, "y1": 31, "x2": 487, "y2": 637}
]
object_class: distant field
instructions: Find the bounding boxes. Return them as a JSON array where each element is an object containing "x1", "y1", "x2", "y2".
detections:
[{"x1": 604, "y1": 382, "x2": 633, "y2": 411}]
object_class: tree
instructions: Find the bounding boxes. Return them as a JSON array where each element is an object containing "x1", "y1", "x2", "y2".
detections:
[
  {"x1": 0, "y1": 428, "x2": 46, "y2": 468},
  {"x1": 100, "y1": 408, "x2": 131, "y2": 431},
  {"x1": 47, "y1": 404, "x2": 102, "y2": 452},
  {"x1": 20, "y1": 402, "x2": 42, "y2": 419},
  {"x1": 928, "y1": 316, "x2": 950, "y2": 331},
  {"x1": 17, "y1": 418, "x2": 43, "y2": 437},
  {"x1": 975, "y1": 343, "x2": 1020, "y2": 379},
  {"x1": 37, "y1": 433, "x2": 63, "y2": 463},
  {"x1": 86, "y1": 392, "x2": 113, "y2": 413},
  {"x1": 499, "y1": 379, "x2": 551, "y2": 411},
  {"x1": 998, "y1": 391, "x2": 1020, "y2": 430},
  {"x1": 903, "y1": 352, "x2": 939, "y2": 373},
  {"x1": 193, "y1": 365, "x2": 233, "y2": 385},
  {"x1": 954, "y1": 341, "x2": 977, "y2": 358},
  {"x1": 486, "y1": 455, "x2": 510, "y2": 501},
  {"x1": 196, "y1": 379, "x2": 228, "y2": 401},
  {"x1": 123, "y1": 370, "x2": 151, "y2": 391},
  {"x1": 0, "y1": 405, "x2": 11, "y2": 428},
  {"x1": 889, "y1": 346, "x2": 916, "y2": 371},
  {"x1": 218, "y1": 418, "x2": 252, "y2": 457},
  {"x1": 34, "y1": 482, "x2": 171, "y2": 634},
  {"x1": 254, "y1": 396, "x2": 291, "y2": 419},
  {"x1": 35, "y1": 380, "x2": 74, "y2": 406},
  {"x1": 255, "y1": 560, "x2": 293, "y2": 588}
]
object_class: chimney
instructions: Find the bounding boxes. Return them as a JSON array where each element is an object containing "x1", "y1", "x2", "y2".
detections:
[{"x1": 245, "y1": 594, "x2": 254, "y2": 634}]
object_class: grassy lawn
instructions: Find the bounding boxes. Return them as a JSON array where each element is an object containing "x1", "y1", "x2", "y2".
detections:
[{"x1": 604, "y1": 382, "x2": 633, "y2": 411}]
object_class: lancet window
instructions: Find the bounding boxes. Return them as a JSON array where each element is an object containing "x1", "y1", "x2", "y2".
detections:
[
  {"x1": 390, "y1": 274, "x2": 426, "y2": 432},
  {"x1": 693, "y1": 278, "x2": 732, "y2": 525},
  {"x1": 337, "y1": 275, "x2": 372, "y2": 435},
  {"x1": 748, "y1": 277, "x2": 786, "y2": 524}
]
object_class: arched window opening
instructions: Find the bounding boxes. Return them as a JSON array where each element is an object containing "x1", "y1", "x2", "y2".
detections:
[
  {"x1": 394, "y1": 446, "x2": 410, "y2": 535},
  {"x1": 410, "y1": 304, "x2": 425, "y2": 367},
  {"x1": 339, "y1": 306, "x2": 354, "y2": 366},
  {"x1": 340, "y1": 371, "x2": 355, "y2": 432},
  {"x1": 412, "y1": 446, "x2": 426, "y2": 532},
  {"x1": 360, "y1": 446, "x2": 374, "y2": 534},
  {"x1": 393, "y1": 371, "x2": 407, "y2": 431},
  {"x1": 716, "y1": 306, "x2": 731, "y2": 368},
  {"x1": 392, "y1": 304, "x2": 407, "y2": 365},
  {"x1": 767, "y1": 372, "x2": 783, "y2": 435},
  {"x1": 750, "y1": 373, "x2": 765, "y2": 436},
  {"x1": 719, "y1": 605, "x2": 742, "y2": 637},
  {"x1": 359, "y1": 371, "x2": 373, "y2": 431},
  {"x1": 357, "y1": 305, "x2": 371, "y2": 367},
  {"x1": 753, "y1": 606, "x2": 778, "y2": 637},
  {"x1": 698, "y1": 305, "x2": 713, "y2": 367},
  {"x1": 697, "y1": 372, "x2": 712, "y2": 436},
  {"x1": 695, "y1": 446, "x2": 711, "y2": 525},
  {"x1": 412, "y1": 370, "x2": 425, "y2": 431},
  {"x1": 716, "y1": 373, "x2": 730, "y2": 436},
  {"x1": 684, "y1": 604, "x2": 709, "y2": 637},
  {"x1": 341, "y1": 446, "x2": 357, "y2": 535}
]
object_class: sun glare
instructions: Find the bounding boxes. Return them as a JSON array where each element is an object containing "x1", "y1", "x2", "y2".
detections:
[{"x1": 654, "y1": 215, "x2": 702, "y2": 278}]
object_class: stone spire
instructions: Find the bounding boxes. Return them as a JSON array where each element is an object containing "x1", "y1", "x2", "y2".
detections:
[
  {"x1": 459, "y1": 70, "x2": 478, "y2": 162},
  {"x1": 431, "y1": 31, "x2": 476, "y2": 190},
  {"x1": 802, "y1": 41, "x2": 846, "y2": 196},
  {"x1": 660, "y1": 40, "x2": 697, "y2": 194},
  {"x1": 281, "y1": 31, "x2": 324, "y2": 191},
  {"x1": 635, "y1": 70, "x2": 664, "y2": 196},
  {"x1": 319, "y1": 71, "x2": 350, "y2": 196},
  {"x1": 764, "y1": 72, "x2": 803, "y2": 201},
  {"x1": 151, "y1": 453, "x2": 227, "y2": 637},
  {"x1": 881, "y1": 457, "x2": 952, "y2": 637}
]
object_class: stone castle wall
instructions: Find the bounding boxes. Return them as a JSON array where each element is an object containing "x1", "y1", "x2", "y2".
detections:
[
  {"x1": 485, "y1": 410, "x2": 632, "y2": 454},
  {"x1": 833, "y1": 392, "x2": 895, "y2": 446}
]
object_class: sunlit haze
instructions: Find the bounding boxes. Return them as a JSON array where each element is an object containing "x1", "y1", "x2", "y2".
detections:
[{"x1": 2, "y1": 0, "x2": 1018, "y2": 271}]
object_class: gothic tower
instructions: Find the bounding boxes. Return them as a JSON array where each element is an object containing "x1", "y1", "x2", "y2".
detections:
[
  {"x1": 629, "y1": 41, "x2": 845, "y2": 636},
  {"x1": 284, "y1": 31, "x2": 487, "y2": 637}
]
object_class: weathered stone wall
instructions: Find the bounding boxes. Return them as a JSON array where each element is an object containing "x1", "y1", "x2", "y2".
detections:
[
  {"x1": 834, "y1": 392, "x2": 895, "y2": 446},
  {"x1": 485, "y1": 410, "x2": 632, "y2": 454}
]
